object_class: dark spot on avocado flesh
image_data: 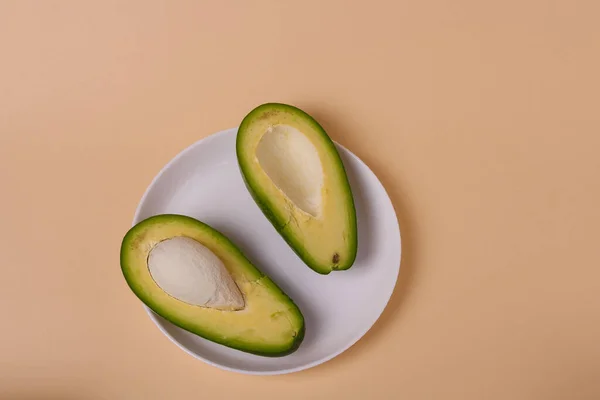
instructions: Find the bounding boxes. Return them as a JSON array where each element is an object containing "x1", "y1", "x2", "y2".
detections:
[
  {"x1": 130, "y1": 231, "x2": 148, "y2": 250},
  {"x1": 332, "y1": 253, "x2": 340, "y2": 264},
  {"x1": 258, "y1": 110, "x2": 278, "y2": 120},
  {"x1": 270, "y1": 311, "x2": 284, "y2": 320}
]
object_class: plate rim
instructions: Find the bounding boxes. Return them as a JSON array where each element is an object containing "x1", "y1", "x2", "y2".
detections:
[{"x1": 131, "y1": 127, "x2": 402, "y2": 375}]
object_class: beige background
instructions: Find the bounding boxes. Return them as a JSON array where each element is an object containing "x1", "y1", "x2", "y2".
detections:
[{"x1": 1, "y1": 1, "x2": 599, "y2": 399}]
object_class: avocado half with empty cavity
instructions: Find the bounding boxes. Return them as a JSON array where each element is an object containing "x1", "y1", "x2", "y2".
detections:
[
  {"x1": 236, "y1": 103, "x2": 358, "y2": 274},
  {"x1": 120, "y1": 214, "x2": 305, "y2": 357}
]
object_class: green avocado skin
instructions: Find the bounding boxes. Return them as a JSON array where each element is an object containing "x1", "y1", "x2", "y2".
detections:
[
  {"x1": 120, "y1": 214, "x2": 305, "y2": 357},
  {"x1": 236, "y1": 103, "x2": 358, "y2": 275}
]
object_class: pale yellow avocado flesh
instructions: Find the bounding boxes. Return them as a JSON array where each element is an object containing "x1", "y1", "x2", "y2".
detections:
[
  {"x1": 250, "y1": 122, "x2": 349, "y2": 262},
  {"x1": 237, "y1": 103, "x2": 358, "y2": 274},
  {"x1": 120, "y1": 214, "x2": 305, "y2": 356}
]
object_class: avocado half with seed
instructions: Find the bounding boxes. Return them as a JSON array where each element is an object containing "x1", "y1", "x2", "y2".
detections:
[
  {"x1": 236, "y1": 103, "x2": 358, "y2": 274},
  {"x1": 120, "y1": 214, "x2": 305, "y2": 357}
]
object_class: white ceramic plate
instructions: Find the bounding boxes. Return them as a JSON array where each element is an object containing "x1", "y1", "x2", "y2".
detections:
[{"x1": 132, "y1": 128, "x2": 401, "y2": 375}]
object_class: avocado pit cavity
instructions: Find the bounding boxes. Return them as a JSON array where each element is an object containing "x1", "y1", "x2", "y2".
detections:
[
  {"x1": 147, "y1": 236, "x2": 244, "y2": 311},
  {"x1": 256, "y1": 124, "x2": 324, "y2": 217}
]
